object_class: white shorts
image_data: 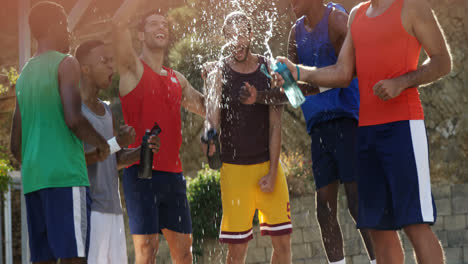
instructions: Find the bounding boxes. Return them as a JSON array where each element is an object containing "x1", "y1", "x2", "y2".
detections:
[{"x1": 88, "y1": 211, "x2": 128, "y2": 264}]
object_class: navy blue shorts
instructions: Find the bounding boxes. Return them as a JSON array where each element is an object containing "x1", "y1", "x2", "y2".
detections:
[
  {"x1": 25, "y1": 186, "x2": 91, "y2": 262},
  {"x1": 357, "y1": 120, "x2": 437, "y2": 230},
  {"x1": 123, "y1": 165, "x2": 192, "y2": 235},
  {"x1": 310, "y1": 118, "x2": 358, "y2": 190}
]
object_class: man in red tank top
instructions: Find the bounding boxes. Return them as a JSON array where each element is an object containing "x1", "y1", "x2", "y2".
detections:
[
  {"x1": 277, "y1": 0, "x2": 451, "y2": 263},
  {"x1": 112, "y1": 0, "x2": 205, "y2": 263}
]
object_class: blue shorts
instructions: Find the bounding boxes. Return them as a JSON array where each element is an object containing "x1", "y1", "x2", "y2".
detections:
[
  {"x1": 310, "y1": 118, "x2": 358, "y2": 190},
  {"x1": 25, "y1": 186, "x2": 91, "y2": 262},
  {"x1": 357, "y1": 120, "x2": 437, "y2": 230},
  {"x1": 123, "y1": 165, "x2": 192, "y2": 235}
]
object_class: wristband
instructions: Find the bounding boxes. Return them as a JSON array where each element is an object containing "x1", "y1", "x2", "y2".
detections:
[
  {"x1": 319, "y1": 87, "x2": 332, "y2": 93},
  {"x1": 108, "y1": 137, "x2": 121, "y2": 154},
  {"x1": 296, "y1": 64, "x2": 300, "y2": 81}
]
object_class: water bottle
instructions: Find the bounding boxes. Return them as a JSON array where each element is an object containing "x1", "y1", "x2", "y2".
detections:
[
  {"x1": 201, "y1": 128, "x2": 222, "y2": 170},
  {"x1": 274, "y1": 62, "x2": 305, "y2": 108},
  {"x1": 138, "y1": 123, "x2": 162, "y2": 179},
  {"x1": 260, "y1": 62, "x2": 306, "y2": 108}
]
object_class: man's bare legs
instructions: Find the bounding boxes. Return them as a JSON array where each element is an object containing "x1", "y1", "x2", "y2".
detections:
[
  {"x1": 133, "y1": 234, "x2": 159, "y2": 264},
  {"x1": 369, "y1": 230, "x2": 404, "y2": 264},
  {"x1": 316, "y1": 181, "x2": 344, "y2": 262},
  {"x1": 270, "y1": 234, "x2": 291, "y2": 264},
  {"x1": 226, "y1": 243, "x2": 249, "y2": 264},
  {"x1": 162, "y1": 228, "x2": 193, "y2": 264},
  {"x1": 344, "y1": 182, "x2": 375, "y2": 261},
  {"x1": 404, "y1": 224, "x2": 444, "y2": 264}
]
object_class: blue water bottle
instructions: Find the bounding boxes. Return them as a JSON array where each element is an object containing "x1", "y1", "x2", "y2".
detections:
[
  {"x1": 260, "y1": 62, "x2": 305, "y2": 108},
  {"x1": 274, "y1": 62, "x2": 305, "y2": 108}
]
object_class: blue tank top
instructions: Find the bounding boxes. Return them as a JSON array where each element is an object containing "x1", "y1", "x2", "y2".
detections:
[{"x1": 296, "y1": 2, "x2": 359, "y2": 134}]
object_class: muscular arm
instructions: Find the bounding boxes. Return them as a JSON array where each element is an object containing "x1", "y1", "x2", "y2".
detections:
[
  {"x1": 395, "y1": 0, "x2": 451, "y2": 88},
  {"x1": 258, "y1": 104, "x2": 283, "y2": 193},
  {"x1": 329, "y1": 8, "x2": 348, "y2": 56},
  {"x1": 204, "y1": 67, "x2": 223, "y2": 131},
  {"x1": 371, "y1": 0, "x2": 451, "y2": 100},
  {"x1": 58, "y1": 57, "x2": 108, "y2": 150},
  {"x1": 116, "y1": 148, "x2": 140, "y2": 170},
  {"x1": 10, "y1": 98, "x2": 21, "y2": 163},
  {"x1": 175, "y1": 71, "x2": 206, "y2": 117},
  {"x1": 112, "y1": 0, "x2": 144, "y2": 97},
  {"x1": 268, "y1": 105, "x2": 283, "y2": 177}
]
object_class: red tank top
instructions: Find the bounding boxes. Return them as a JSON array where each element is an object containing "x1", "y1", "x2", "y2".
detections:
[
  {"x1": 120, "y1": 61, "x2": 183, "y2": 173},
  {"x1": 351, "y1": 0, "x2": 424, "y2": 126}
]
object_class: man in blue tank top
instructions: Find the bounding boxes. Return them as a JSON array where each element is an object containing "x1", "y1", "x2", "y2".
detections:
[
  {"x1": 290, "y1": 1, "x2": 374, "y2": 263},
  {"x1": 240, "y1": 1, "x2": 375, "y2": 263}
]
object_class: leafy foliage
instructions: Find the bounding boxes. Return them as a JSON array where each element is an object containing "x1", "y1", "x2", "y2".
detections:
[
  {"x1": 187, "y1": 165, "x2": 222, "y2": 257},
  {"x1": 0, "y1": 146, "x2": 13, "y2": 194},
  {"x1": 0, "y1": 67, "x2": 19, "y2": 95},
  {"x1": 281, "y1": 151, "x2": 314, "y2": 196}
]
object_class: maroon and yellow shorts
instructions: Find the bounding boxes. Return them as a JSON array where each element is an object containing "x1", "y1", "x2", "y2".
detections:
[{"x1": 219, "y1": 161, "x2": 292, "y2": 244}]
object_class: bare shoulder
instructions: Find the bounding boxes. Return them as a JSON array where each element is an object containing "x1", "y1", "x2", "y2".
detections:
[
  {"x1": 402, "y1": 0, "x2": 432, "y2": 19},
  {"x1": 173, "y1": 70, "x2": 187, "y2": 82},
  {"x1": 330, "y1": 7, "x2": 349, "y2": 26},
  {"x1": 58, "y1": 55, "x2": 80, "y2": 82},
  {"x1": 329, "y1": 7, "x2": 349, "y2": 35},
  {"x1": 173, "y1": 70, "x2": 189, "y2": 88},
  {"x1": 402, "y1": 0, "x2": 434, "y2": 36},
  {"x1": 348, "y1": 2, "x2": 367, "y2": 25},
  {"x1": 59, "y1": 55, "x2": 80, "y2": 73}
]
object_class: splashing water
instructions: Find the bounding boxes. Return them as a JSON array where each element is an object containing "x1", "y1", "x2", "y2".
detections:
[{"x1": 263, "y1": 12, "x2": 276, "y2": 66}]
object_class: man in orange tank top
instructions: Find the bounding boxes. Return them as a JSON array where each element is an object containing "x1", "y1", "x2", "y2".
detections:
[
  {"x1": 111, "y1": 0, "x2": 206, "y2": 263},
  {"x1": 276, "y1": 0, "x2": 451, "y2": 263}
]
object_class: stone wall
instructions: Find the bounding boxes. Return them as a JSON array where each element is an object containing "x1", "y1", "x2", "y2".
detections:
[{"x1": 149, "y1": 183, "x2": 468, "y2": 264}]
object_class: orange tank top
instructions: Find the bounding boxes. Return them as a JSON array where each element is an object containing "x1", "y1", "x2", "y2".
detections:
[{"x1": 351, "y1": 0, "x2": 424, "y2": 126}]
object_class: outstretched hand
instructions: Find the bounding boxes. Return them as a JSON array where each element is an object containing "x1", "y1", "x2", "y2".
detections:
[
  {"x1": 239, "y1": 82, "x2": 258, "y2": 105},
  {"x1": 276, "y1": 57, "x2": 299, "y2": 81},
  {"x1": 201, "y1": 138, "x2": 216, "y2": 156}
]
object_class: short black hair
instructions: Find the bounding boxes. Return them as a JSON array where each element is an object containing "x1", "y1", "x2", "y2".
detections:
[
  {"x1": 75, "y1": 40, "x2": 105, "y2": 64},
  {"x1": 29, "y1": 1, "x2": 67, "y2": 40},
  {"x1": 138, "y1": 8, "x2": 168, "y2": 32},
  {"x1": 222, "y1": 11, "x2": 252, "y2": 36}
]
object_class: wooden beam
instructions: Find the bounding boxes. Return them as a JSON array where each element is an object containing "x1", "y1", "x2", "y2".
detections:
[
  {"x1": 68, "y1": 0, "x2": 93, "y2": 31},
  {"x1": 18, "y1": 0, "x2": 31, "y2": 71}
]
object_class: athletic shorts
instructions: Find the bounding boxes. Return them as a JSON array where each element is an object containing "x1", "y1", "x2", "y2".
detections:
[
  {"x1": 310, "y1": 118, "x2": 358, "y2": 190},
  {"x1": 123, "y1": 165, "x2": 192, "y2": 235},
  {"x1": 25, "y1": 186, "x2": 91, "y2": 262},
  {"x1": 219, "y1": 161, "x2": 292, "y2": 244},
  {"x1": 357, "y1": 120, "x2": 437, "y2": 230},
  {"x1": 88, "y1": 211, "x2": 127, "y2": 264}
]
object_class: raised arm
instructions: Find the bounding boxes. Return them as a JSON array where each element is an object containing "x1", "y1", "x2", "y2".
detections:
[
  {"x1": 204, "y1": 66, "x2": 223, "y2": 132},
  {"x1": 373, "y1": 0, "x2": 451, "y2": 100},
  {"x1": 175, "y1": 71, "x2": 206, "y2": 117},
  {"x1": 10, "y1": 98, "x2": 21, "y2": 163},
  {"x1": 58, "y1": 56, "x2": 109, "y2": 159},
  {"x1": 112, "y1": 0, "x2": 144, "y2": 97}
]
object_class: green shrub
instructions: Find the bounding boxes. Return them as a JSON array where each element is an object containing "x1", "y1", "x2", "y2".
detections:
[
  {"x1": 187, "y1": 165, "x2": 222, "y2": 256},
  {"x1": 0, "y1": 146, "x2": 13, "y2": 194},
  {"x1": 281, "y1": 151, "x2": 315, "y2": 196}
]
